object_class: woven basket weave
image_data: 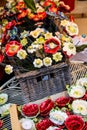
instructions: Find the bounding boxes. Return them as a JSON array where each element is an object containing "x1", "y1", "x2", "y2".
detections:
[{"x1": 16, "y1": 62, "x2": 70, "y2": 103}]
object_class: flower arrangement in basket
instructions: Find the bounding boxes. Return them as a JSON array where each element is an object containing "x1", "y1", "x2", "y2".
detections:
[{"x1": 0, "y1": 0, "x2": 79, "y2": 75}]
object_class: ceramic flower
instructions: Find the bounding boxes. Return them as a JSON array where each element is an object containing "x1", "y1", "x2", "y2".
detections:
[
  {"x1": 0, "y1": 93, "x2": 8, "y2": 105},
  {"x1": 76, "y1": 78, "x2": 87, "y2": 88},
  {"x1": 49, "y1": 109, "x2": 68, "y2": 125},
  {"x1": 43, "y1": 57, "x2": 52, "y2": 67},
  {"x1": 36, "y1": 36, "x2": 45, "y2": 44},
  {"x1": 65, "y1": 115, "x2": 84, "y2": 130},
  {"x1": 5, "y1": 65, "x2": 13, "y2": 74},
  {"x1": 63, "y1": 42, "x2": 76, "y2": 57},
  {"x1": 68, "y1": 85, "x2": 86, "y2": 98},
  {"x1": 72, "y1": 99, "x2": 87, "y2": 116},
  {"x1": 44, "y1": 32, "x2": 53, "y2": 39},
  {"x1": 27, "y1": 45, "x2": 36, "y2": 53},
  {"x1": 53, "y1": 52, "x2": 63, "y2": 62},
  {"x1": 17, "y1": 49, "x2": 27, "y2": 59},
  {"x1": 5, "y1": 41, "x2": 22, "y2": 56},
  {"x1": 65, "y1": 22, "x2": 79, "y2": 37},
  {"x1": 20, "y1": 38, "x2": 28, "y2": 46},
  {"x1": 33, "y1": 58, "x2": 43, "y2": 68}
]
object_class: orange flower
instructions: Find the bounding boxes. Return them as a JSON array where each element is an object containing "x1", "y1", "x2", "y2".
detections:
[
  {"x1": 17, "y1": 10, "x2": 28, "y2": 20},
  {"x1": 16, "y1": 2, "x2": 26, "y2": 11},
  {"x1": 5, "y1": 41, "x2": 22, "y2": 56}
]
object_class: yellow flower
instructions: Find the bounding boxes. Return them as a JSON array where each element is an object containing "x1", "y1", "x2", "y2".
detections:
[
  {"x1": 5, "y1": 65, "x2": 13, "y2": 74},
  {"x1": 53, "y1": 52, "x2": 63, "y2": 62},
  {"x1": 44, "y1": 32, "x2": 53, "y2": 39},
  {"x1": 33, "y1": 59, "x2": 43, "y2": 68},
  {"x1": 36, "y1": 36, "x2": 45, "y2": 44},
  {"x1": 20, "y1": 38, "x2": 28, "y2": 46},
  {"x1": 43, "y1": 57, "x2": 52, "y2": 67},
  {"x1": 27, "y1": 45, "x2": 36, "y2": 53},
  {"x1": 30, "y1": 28, "x2": 44, "y2": 38},
  {"x1": 60, "y1": 20, "x2": 69, "y2": 27},
  {"x1": 17, "y1": 49, "x2": 27, "y2": 59}
]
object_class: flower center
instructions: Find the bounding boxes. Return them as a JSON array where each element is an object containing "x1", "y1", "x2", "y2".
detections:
[
  {"x1": 10, "y1": 45, "x2": 19, "y2": 52},
  {"x1": 45, "y1": 59, "x2": 50, "y2": 64}
]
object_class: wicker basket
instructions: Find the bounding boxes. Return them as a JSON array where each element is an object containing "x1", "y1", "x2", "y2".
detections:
[{"x1": 16, "y1": 62, "x2": 71, "y2": 103}]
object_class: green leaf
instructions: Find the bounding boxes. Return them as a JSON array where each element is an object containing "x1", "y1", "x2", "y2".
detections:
[
  {"x1": 23, "y1": 0, "x2": 36, "y2": 12},
  {"x1": 76, "y1": 45, "x2": 87, "y2": 52}
]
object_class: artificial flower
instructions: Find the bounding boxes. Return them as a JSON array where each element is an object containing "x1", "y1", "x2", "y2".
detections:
[
  {"x1": 5, "y1": 41, "x2": 22, "y2": 56},
  {"x1": 20, "y1": 38, "x2": 28, "y2": 46},
  {"x1": 65, "y1": 115, "x2": 84, "y2": 130},
  {"x1": 44, "y1": 32, "x2": 53, "y2": 39},
  {"x1": 17, "y1": 49, "x2": 27, "y2": 59},
  {"x1": 44, "y1": 38, "x2": 61, "y2": 54},
  {"x1": 48, "y1": 6, "x2": 58, "y2": 13},
  {"x1": 22, "y1": 103, "x2": 39, "y2": 117},
  {"x1": 40, "y1": 99, "x2": 54, "y2": 116},
  {"x1": 0, "y1": 93, "x2": 8, "y2": 105},
  {"x1": 53, "y1": 52, "x2": 63, "y2": 62},
  {"x1": 49, "y1": 109, "x2": 68, "y2": 125},
  {"x1": 17, "y1": 10, "x2": 28, "y2": 20},
  {"x1": 0, "y1": 51, "x2": 4, "y2": 63},
  {"x1": 36, "y1": 36, "x2": 45, "y2": 44},
  {"x1": 60, "y1": 20, "x2": 69, "y2": 27},
  {"x1": 55, "y1": 96, "x2": 71, "y2": 108},
  {"x1": 65, "y1": 22, "x2": 79, "y2": 37},
  {"x1": 76, "y1": 78, "x2": 87, "y2": 88},
  {"x1": 5, "y1": 20, "x2": 16, "y2": 30},
  {"x1": 72, "y1": 99, "x2": 87, "y2": 116},
  {"x1": 5, "y1": 65, "x2": 13, "y2": 74},
  {"x1": 68, "y1": 85, "x2": 86, "y2": 98},
  {"x1": 43, "y1": 1, "x2": 56, "y2": 8},
  {"x1": 20, "y1": 30, "x2": 29, "y2": 38},
  {"x1": 31, "y1": 42, "x2": 40, "y2": 49},
  {"x1": 27, "y1": 45, "x2": 36, "y2": 53},
  {"x1": 43, "y1": 57, "x2": 52, "y2": 67},
  {"x1": 16, "y1": 1, "x2": 26, "y2": 11},
  {"x1": 30, "y1": 28, "x2": 44, "y2": 38},
  {"x1": 33, "y1": 58, "x2": 43, "y2": 68},
  {"x1": 0, "y1": 120, "x2": 3, "y2": 128},
  {"x1": 36, "y1": 119, "x2": 53, "y2": 130},
  {"x1": 63, "y1": 42, "x2": 76, "y2": 57}
]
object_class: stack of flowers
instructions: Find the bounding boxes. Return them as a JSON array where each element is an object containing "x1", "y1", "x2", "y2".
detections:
[
  {"x1": 0, "y1": 0, "x2": 79, "y2": 74},
  {"x1": 16, "y1": 77, "x2": 87, "y2": 130}
]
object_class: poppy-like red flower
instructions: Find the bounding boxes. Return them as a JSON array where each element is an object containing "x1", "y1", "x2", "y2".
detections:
[
  {"x1": 0, "y1": 120, "x2": 3, "y2": 128},
  {"x1": 0, "y1": 51, "x2": 4, "y2": 63},
  {"x1": 43, "y1": 1, "x2": 56, "y2": 8},
  {"x1": 5, "y1": 20, "x2": 16, "y2": 30},
  {"x1": 16, "y1": 2, "x2": 26, "y2": 11},
  {"x1": 48, "y1": 6, "x2": 58, "y2": 13},
  {"x1": 36, "y1": 119, "x2": 53, "y2": 130},
  {"x1": 17, "y1": 10, "x2": 28, "y2": 20},
  {"x1": 55, "y1": 96, "x2": 71, "y2": 108},
  {"x1": 44, "y1": 38, "x2": 61, "y2": 54},
  {"x1": 30, "y1": 12, "x2": 47, "y2": 21},
  {"x1": 65, "y1": 115, "x2": 85, "y2": 130},
  {"x1": 40, "y1": 99, "x2": 54, "y2": 116},
  {"x1": 5, "y1": 41, "x2": 22, "y2": 56},
  {"x1": 22, "y1": 103, "x2": 39, "y2": 117}
]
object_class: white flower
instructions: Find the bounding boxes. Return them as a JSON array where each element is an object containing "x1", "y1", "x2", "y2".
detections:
[
  {"x1": 32, "y1": 42, "x2": 40, "y2": 49},
  {"x1": 33, "y1": 59, "x2": 43, "y2": 68},
  {"x1": 65, "y1": 22, "x2": 79, "y2": 36},
  {"x1": 63, "y1": 42, "x2": 76, "y2": 56},
  {"x1": 27, "y1": 46, "x2": 36, "y2": 53},
  {"x1": 0, "y1": 103, "x2": 12, "y2": 115},
  {"x1": 76, "y1": 78, "x2": 87, "y2": 88},
  {"x1": 68, "y1": 85, "x2": 86, "y2": 98},
  {"x1": 53, "y1": 52, "x2": 63, "y2": 62},
  {"x1": 43, "y1": 57, "x2": 52, "y2": 67},
  {"x1": 44, "y1": 32, "x2": 53, "y2": 39},
  {"x1": 0, "y1": 93, "x2": 8, "y2": 105},
  {"x1": 72, "y1": 100, "x2": 87, "y2": 116},
  {"x1": 17, "y1": 49, "x2": 27, "y2": 59},
  {"x1": 30, "y1": 28, "x2": 44, "y2": 38},
  {"x1": 49, "y1": 109, "x2": 68, "y2": 125},
  {"x1": 5, "y1": 65, "x2": 13, "y2": 74},
  {"x1": 60, "y1": 20, "x2": 69, "y2": 27}
]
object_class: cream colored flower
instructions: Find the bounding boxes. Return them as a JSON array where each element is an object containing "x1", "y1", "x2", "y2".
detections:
[
  {"x1": 27, "y1": 45, "x2": 36, "y2": 53},
  {"x1": 43, "y1": 57, "x2": 52, "y2": 67},
  {"x1": 33, "y1": 59, "x2": 43, "y2": 68},
  {"x1": 5, "y1": 65, "x2": 13, "y2": 74},
  {"x1": 53, "y1": 52, "x2": 63, "y2": 62},
  {"x1": 63, "y1": 42, "x2": 76, "y2": 56},
  {"x1": 76, "y1": 78, "x2": 87, "y2": 88},
  {"x1": 65, "y1": 22, "x2": 79, "y2": 36},
  {"x1": 17, "y1": 49, "x2": 27, "y2": 59},
  {"x1": 32, "y1": 42, "x2": 39, "y2": 49},
  {"x1": 30, "y1": 28, "x2": 44, "y2": 38},
  {"x1": 49, "y1": 109, "x2": 68, "y2": 125},
  {"x1": 44, "y1": 32, "x2": 53, "y2": 39},
  {"x1": 68, "y1": 85, "x2": 86, "y2": 98},
  {"x1": 36, "y1": 36, "x2": 45, "y2": 44},
  {"x1": 72, "y1": 100, "x2": 87, "y2": 116},
  {"x1": 20, "y1": 38, "x2": 28, "y2": 46},
  {"x1": 60, "y1": 20, "x2": 69, "y2": 27}
]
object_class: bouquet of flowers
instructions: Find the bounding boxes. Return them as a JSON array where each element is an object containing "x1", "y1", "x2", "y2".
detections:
[{"x1": 0, "y1": 0, "x2": 79, "y2": 75}]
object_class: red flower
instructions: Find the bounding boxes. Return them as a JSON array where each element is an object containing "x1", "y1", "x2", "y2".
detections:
[
  {"x1": 43, "y1": 1, "x2": 56, "y2": 8},
  {"x1": 55, "y1": 96, "x2": 71, "y2": 108},
  {"x1": 16, "y1": 2, "x2": 26, "y2": 11},
  {"x1": 48, "y1": 6, "x2": 58, "y2": 13},
  {"x1": 30, "y1": 12, "x2": 47, "y2": 21},
  {"x1": 0, "y1": 120, "x2": 3, "y2": 128},
  {"x1": 36, "y1": 119, "x2": 53, "y2": 130},
  {"x1": 22, "y1": 103, "x2": 39, "y2": 117},
  {"x1": 0, "y1": 51, "x2": 4, "y2": 63},
  {"x1": 65, "y1": 115, "x2": 85, "y2": 130},
  {"x1": 5, "y1": 41, "x2": 22, "y2": 56},
  {"x1": 40, "y1": 99, "x2": 54, "y2": 116},
  {"x1": 5, "y1": 20, "x2": 16, "y2": 30},
  {"x1": 83, "y1": 122, "x2": 87, "y2": 130},
  {"x1": 44, "y1": 38, "x2": 61, "y2": 54},
  {"x1": 17, "y1": 10, "x2": 28, "y2": 20}
]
